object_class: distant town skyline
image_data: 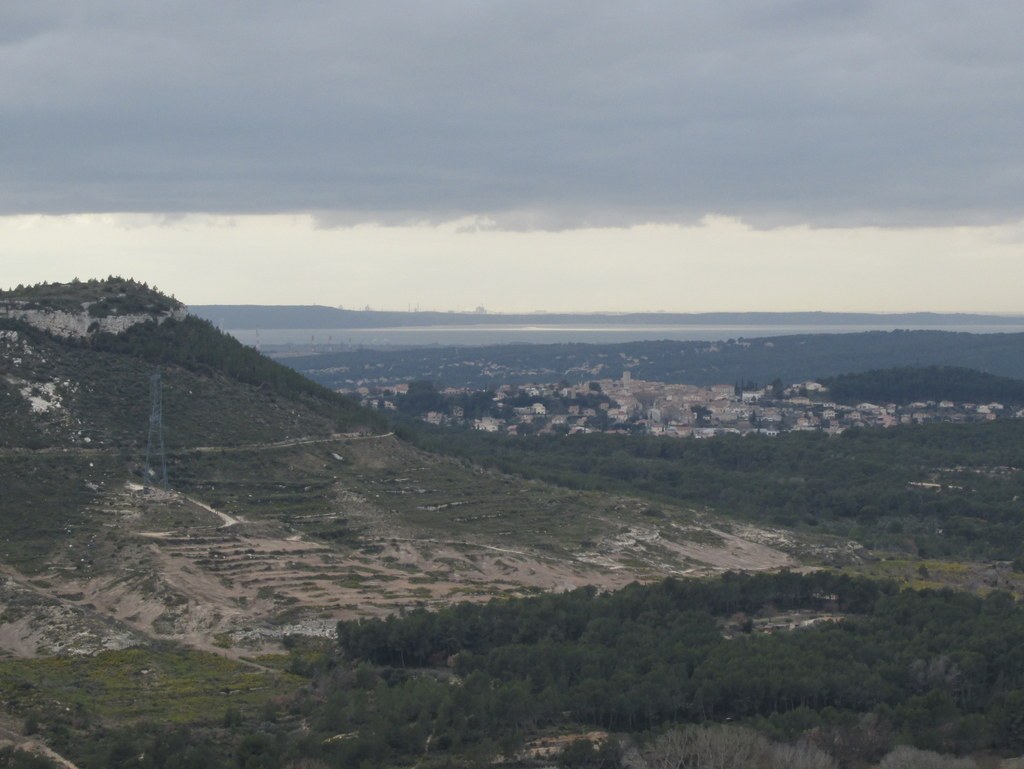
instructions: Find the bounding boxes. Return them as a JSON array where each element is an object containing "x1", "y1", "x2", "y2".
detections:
[{"x1": 3, "y1": 3, "x2": 1024, "y2": 313}]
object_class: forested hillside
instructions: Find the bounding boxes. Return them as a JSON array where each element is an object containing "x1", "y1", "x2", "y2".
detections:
[
  {"x1": 0, "y1": 314, "x2": 383, "y2": 452},
  {"x1": 0, "y1": 281, "x2": 384, "y2": 568},
  {"x1": 820, "y1": 366, "x2": 1024, "y2": 405},
  {"x1": 6, "y1": 280, "x2": 1024, "y2": 769},
  {"x1": 0, "y1": 276, "x2": 182, "y2": 316},
  {"x1": 402, "y1": 419, "x2": 1024, "y2": 560},
  {"x1": 19, "y1": 572, "x2": 1024, "y2": 768},
  {"x1": 333, "y1": 571, "x2": 1024, "y2": 763},
  {"x1": 326, "y1": 572, "x2": 1024, "y2": 765},
  {"x1": 284, "y1": 331, "x2": 1024, "y2": 390}
]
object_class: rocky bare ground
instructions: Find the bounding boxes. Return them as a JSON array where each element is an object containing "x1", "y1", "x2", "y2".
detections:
[
  {"x1": 0, "y1": 437, "x2": 822, "y2": 658},
  {"x1": 0, "y1": 284, "x2": 841, "y2": 660}
]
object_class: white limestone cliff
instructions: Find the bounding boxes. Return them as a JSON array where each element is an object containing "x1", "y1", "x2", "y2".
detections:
[{"x1": 1, "y1": 303, "x2": 188, "y2": 338}]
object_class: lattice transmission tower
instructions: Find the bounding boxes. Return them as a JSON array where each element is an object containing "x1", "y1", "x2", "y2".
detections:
[{"x1": 144, "y1": 369, "x2": 169, "y2": 488}]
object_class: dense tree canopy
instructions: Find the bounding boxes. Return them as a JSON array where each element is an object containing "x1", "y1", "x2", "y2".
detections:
[
  {"x1": 329, "y1": 573, "x2": 1024, "y2": 764},
  {"x1": 401, "y1": 419, "x2": 1024, "y2": 559},
  {"x1": 820, "y1": 366, "x2": 1024, "y2": 406}
]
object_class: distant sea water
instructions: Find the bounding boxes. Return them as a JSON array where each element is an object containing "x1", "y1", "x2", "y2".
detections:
[{"x1": 224, "y1": 323, "x2": 1024, "y2": 349}]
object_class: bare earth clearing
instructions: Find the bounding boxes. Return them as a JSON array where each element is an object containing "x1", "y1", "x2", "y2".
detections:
[{"x1": 0, "y1": 436, "x2": 802, "y2": 658}]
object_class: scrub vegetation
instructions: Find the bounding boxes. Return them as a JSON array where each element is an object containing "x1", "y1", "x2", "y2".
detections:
[{"x1": 3, "y1": 280, "x2": 1024, "y2": 768}]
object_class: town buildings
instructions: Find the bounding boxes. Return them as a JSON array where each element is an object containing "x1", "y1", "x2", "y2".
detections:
[{"x1": 352, "y1": 372, "x2": 1017, "y2": 439}]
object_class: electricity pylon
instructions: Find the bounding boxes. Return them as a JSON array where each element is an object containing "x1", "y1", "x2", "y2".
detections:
[{"x1": 144, "y1": 369, "x2": 168, "y2": 488}]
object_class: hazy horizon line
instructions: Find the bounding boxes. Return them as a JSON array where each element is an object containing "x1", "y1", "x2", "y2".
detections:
[{"x1": 189, "y1": 304, "x2": 1024, "y2": 318}]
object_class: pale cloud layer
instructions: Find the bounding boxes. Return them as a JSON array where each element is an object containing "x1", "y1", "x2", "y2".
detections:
[
  {"x1": 4, "y1": 3, "x2": 1023, "y2": 312},
  {"x1": 2, "y1": 1, "x2": 1023, "y2": 226},
  {"x1": 4, "y1": 214, "x2": 1022, "y2": 313}
]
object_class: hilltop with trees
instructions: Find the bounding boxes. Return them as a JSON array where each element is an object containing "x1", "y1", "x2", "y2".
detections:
[
  {"x1": 4, "y1": 279, "x2": 1024, "y2": 767},
  {"x1": 820, "y1": 366, "x2": 1024, "y2": 405}
]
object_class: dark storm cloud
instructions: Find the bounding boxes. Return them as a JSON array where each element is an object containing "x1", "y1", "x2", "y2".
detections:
[{"x1": 2, "y1": 1, "x2": 1022, "y2": 226}]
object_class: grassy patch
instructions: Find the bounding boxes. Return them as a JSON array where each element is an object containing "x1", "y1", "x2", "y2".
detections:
[
  {"x1": 0, "y1": 647, "x2": 303, "y2": 724},
  {"x1": 840, "y1": 557, "x2": 1024, "y2": 597},
  {"x1": 0, "y1": 453, "x2": 120, "y2": 572}
]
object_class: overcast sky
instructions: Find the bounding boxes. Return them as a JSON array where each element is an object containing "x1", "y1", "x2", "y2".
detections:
[{"x1": 3, "y1": 2, "x2": 1023, "y2": 311}]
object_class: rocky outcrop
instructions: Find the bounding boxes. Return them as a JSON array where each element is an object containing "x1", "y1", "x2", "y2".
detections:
[{"x1": 1, "y1": 304, "x2": 187, "y2": 338}]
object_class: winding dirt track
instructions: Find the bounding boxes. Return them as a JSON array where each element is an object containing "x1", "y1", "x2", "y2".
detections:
[
  {"x1": 0, "y1": 717, "x2": 82, "y2": 768},
  {"x1": 0, "y1": 431, "x2": 797, "y2": 659}
]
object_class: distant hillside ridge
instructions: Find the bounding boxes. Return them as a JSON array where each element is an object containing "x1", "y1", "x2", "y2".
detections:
[
  {"x1": 190, "y1": 304, "x2": 1024, "y2": 330},
  {"x1": 819, "y1": 365, "x2": 1024, "y2": 405},
  {"x1": 1, "y1": 278, "x2": 385, "y2": 452},
  {"x1": 1, "y1": 276, "x2": 186, "y2": 338},
  {"x1": 282, "y1": 331, "x2": 1024, "y2": 390}
]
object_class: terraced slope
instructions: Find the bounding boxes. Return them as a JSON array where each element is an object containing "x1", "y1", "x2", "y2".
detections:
[
  {"x1": 0, "y1": 280, "x2": 813, "y2": 657},
  {"x1": 0, "y1": 432, "x2": 810, "y2": 656}
]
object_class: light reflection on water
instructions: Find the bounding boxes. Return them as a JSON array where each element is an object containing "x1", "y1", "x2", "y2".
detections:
[{"x1": 224, "y1": 323, "x2": 1024, "y2": 348}]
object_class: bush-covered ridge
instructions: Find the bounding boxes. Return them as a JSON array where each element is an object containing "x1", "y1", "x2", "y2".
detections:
[
  {"x1": 328, "y1": 572, "x2": 1024, "y2": 763},
  {"x1": 0, "y1": 289, "x2": 383, "y2": 567},
  {"x1": 400, "y1": 418, "x2": 1024, "y2": 560},
  {"x1": 283, "y1": 330, "x2": 1024, "y2": 390},
  {"x1": 819, "y1": 365, "x2": 1024, "y2": 405},
  {"x1": 86, "y1": 314, "x2": 379, "y2": 425},
  {"x1": 1, "y1": 279, "x2": 375, "y2": 426},
  {"x1": 0, "y1": 277, "x2": 184, "y2": 317},
  {"x1": 9, "y1": 573, "x2": 1023, "y2": 768},
  {"x1": 10, "y1": 574, "x2": 1017, "y2": 767}
]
